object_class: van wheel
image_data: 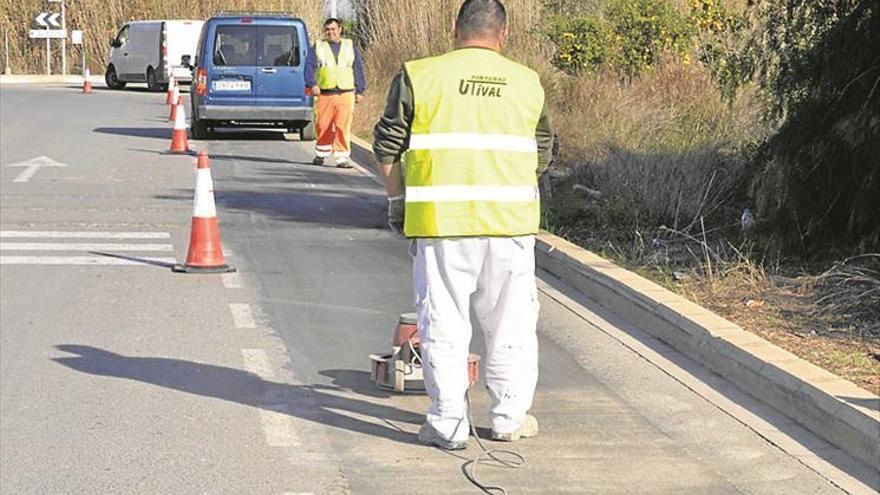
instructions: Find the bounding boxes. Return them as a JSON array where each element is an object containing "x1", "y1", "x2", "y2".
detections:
[
  {"x1": 105, "y1": 65, "x2": 126, "y2": 89},
  {"x1": 299, "y1": 120, "x2": 316, "y2": 141},
  {"x1": 191, "y1": 119, "x2": 210, "y2": 140},
  {"x1": 146, "y1": 67, "x2": 162, "y2": 92}
]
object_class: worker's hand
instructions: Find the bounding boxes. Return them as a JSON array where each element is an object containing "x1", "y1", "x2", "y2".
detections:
[
  {"x1": 355, "y1": 93, "x2": 364, "y2": 104},
  {"x1": 312, "y1": 86, "x2": 321, "y2": 96},
  {"x1": 387, "y1": 195, "x2": 405, "y2": 236}
]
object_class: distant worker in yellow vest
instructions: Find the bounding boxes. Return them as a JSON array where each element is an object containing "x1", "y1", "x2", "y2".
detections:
[
  {"x1": 373, "y1": 0, "x2": 554, "y2": 450},
  {"x1": 305, "y1": 18, "x2": 366, "y2": 168}
]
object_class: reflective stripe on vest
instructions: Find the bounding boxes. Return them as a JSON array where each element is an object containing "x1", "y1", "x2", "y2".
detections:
[
  {"x1": 315, "y1": 39, "x2": 355, "y2": 91},
  {"x1": 403, "y1": 49, "x2": 545, "y2": 238}
]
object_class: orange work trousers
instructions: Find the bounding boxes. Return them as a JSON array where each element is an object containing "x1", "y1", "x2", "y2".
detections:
[{"x1": 314, "y1": 92, "x2": 354, "y2": 158}]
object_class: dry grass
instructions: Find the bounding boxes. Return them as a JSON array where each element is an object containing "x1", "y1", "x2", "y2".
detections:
[
  {"x1": 0, "y1": 0, "x2": 322, "y2": 74},
  {"x1": 354, "y1": 0, "x2": 552, "y2": 139},
  {"x1": 674, "y1": 257, "x2": 880, "y2": 394}
]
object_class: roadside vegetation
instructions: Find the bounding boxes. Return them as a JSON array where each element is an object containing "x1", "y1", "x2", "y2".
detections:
[
  {"x1": 0, "y1": 0, "x2": 322, "y2": 74},
  {"x1": 1, "y1": 0, "x2": 876, "y2": 392},
  {"x1": 354, "y1": 0, "x2": 879, "y2": 393}
]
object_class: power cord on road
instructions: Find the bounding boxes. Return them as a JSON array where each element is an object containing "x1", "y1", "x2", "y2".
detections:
[{"x1": 461, "y1": 392, "x2": 526, "y2": 495}]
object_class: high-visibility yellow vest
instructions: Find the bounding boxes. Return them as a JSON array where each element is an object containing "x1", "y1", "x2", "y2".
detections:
[
  {"x1": 403, "y1": 48, "x2": 545, "y2": 237},
  {"x1": 315, "y1": 39, "x2": 355, "y2": 90}
]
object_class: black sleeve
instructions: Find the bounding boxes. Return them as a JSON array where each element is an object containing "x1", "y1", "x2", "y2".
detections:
[{"x1": 372, "y1": 68, "x2": 414, "y2": 165}]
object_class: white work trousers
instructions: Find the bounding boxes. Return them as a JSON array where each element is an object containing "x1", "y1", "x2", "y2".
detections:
[{"x1": 413, "y1": 236, "x2": 540, "y2": 442}]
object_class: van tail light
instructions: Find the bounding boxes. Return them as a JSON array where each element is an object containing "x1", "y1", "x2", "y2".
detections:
[{"x1": 196, "y1": 68, "x2": 208, "y2": 96}]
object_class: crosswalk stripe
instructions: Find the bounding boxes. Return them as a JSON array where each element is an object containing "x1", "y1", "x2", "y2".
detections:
[
  {"x1": 229, "y1": 303, "x2": 257, "y2": 329},
  {"x1": 241, "y1": 349, "x2": 302, "y2": 447},
  {"x1": 0, "y1": 256, "x2": 177, "y2": 266},
  {"x1": 0, "y1": 242, "x2": 173, "y2": 252},
  {"x1": 222, "y1": 272, "x2": 243, "y2": 288},
  {"x1": 0, "y1": 231, "x2": 171, "y2": 239}
]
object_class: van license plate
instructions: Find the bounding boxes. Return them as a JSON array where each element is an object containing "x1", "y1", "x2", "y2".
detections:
[{"x1": 212, "y1": 80, "x2": 251, "y2": 91}]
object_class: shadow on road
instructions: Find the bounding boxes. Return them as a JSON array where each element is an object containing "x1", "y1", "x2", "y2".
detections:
[
  {"x1": 200, "y1": 129, "x2": 291, "y2": 141},
  {"x1": 52, "y1": 344, "x2": 422, "y2": 445},
  {"x1": 93, "y1": 127, "x2": 169, "y2": 139},
  {"x1": 88, "y1": 251, "x2": 176, "y2": 269},
  {"x1": 210, "y1": 153, "x2": 315, "y2": 166}
]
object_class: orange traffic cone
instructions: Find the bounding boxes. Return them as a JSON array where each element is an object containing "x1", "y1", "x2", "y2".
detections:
[
  {"x1": 169, "y1": 101, "x2": 189, "y2": 154},
  {"x1": 173, "y1": 151, "x2": 234, "y2": 273},
  {"x1": 165, "y1": 75, "x2": 176, "y2": 104},
  {"x1": 82, "y1": 68, "x2": 93, "y2": 94}
]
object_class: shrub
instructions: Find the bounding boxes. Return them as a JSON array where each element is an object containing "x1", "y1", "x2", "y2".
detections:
[
  {"x1": 606, "y1": 0, "x2": 695, "y2": 75},
  {"x1": 751, "y1": 0, "x2": 880, "y2": 253},
  {"x1": 547, "y1": 16, "x2": 612, "y2": 75},
  {"x1": 546, "y1": 0, "x2": 695, "y2": 76}
]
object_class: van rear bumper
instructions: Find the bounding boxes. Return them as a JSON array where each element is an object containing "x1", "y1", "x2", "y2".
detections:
[{"x1": 197, "y1": 105, "x2": 313, "y2": 122}]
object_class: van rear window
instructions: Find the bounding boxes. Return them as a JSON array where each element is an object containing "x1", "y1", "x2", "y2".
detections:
[
  {"x1": 259, "y1": 26, "x2": 300, "y2": 67},
  {"x1": 213, "y1": 25, "x2": 256, "y2": 66}
]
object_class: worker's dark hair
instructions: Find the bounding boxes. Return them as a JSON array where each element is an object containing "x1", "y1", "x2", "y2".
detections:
[
  {"x1": 455, "y1": 0, "x2": 507, "y2": 40},
  {"x1": 324, "y1": 17, "x2": 342, "y2": 28}
]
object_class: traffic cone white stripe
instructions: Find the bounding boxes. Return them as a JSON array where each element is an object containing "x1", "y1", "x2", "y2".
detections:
[
  {"x1": 193, "y1": 169, "x2": 217, "y2": 218},
  {"x1": 170, "y1": 102, "x2": 189, "y2": 153},
  {"x1": 174, "y1": 103, "x2": 188, "y2": 130}
]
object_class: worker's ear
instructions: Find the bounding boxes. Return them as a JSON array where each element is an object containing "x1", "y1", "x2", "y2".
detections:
[{"x1": 497, "y1": 26, "x2": 508, "y2": 49}]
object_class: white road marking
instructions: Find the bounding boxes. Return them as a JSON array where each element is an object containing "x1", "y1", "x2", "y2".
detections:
[
  {"x1": 221, "y1": 272, "x2": 243, "y2": 289},
  {"x1": 0, "y1": 242, "x2": 173, "y2": 251},
  {"x1": 241, "y1": 349, "x2": 275, "y2": 379},
  {"x1": 5, "y1": 156, "x2": 67, "y2": 183},
  {"x1": 0, "y1": 256, "x2": 176, "y2": 266},
  {"x1": 229, "y1": 303, "x2": 256, "y2": 328},
  {"x1": 0, "y1": 231, "x2": 170, "y2": 239},
  {"x1": 241, "y1": 349, "x2": 301, "y2": 447},
  {"x1": 257, "y1": 405, "x2": 302, "y2": 447}
]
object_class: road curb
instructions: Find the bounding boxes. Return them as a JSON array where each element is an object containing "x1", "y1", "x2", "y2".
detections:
[
  {"x1": 534, "y1": 232, "x2": 880, "y2": 470},
  {"x1": 348, "y1": 136, "x2": 880, "y2": 470},
  {"x1": 349, "y1": 135, "x2": 383, "y2": 186},
  {"x1": 0, "y1": 74, "x2": 104, "y2": 85}
]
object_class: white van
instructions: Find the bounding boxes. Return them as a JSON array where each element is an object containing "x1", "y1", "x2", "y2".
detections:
[{"x1": 106, "y1": 20, "x2": 204, "y2": 90}]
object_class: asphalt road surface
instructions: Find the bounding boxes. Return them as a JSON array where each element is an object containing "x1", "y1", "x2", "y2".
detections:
[{"x1": 0, "y1": 84, "x2": 873, "y2": 494}]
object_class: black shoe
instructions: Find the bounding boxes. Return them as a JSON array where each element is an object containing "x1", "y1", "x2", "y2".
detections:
[{"x1": 312, "y1": 156, "x2": 324, "y2": 166}]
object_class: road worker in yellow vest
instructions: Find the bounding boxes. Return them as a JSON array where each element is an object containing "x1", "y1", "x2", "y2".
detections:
[
  {"x1": 305, "y1": 18, "x2": 366, "y2": 168},
  {"x1": 373, "y1": 0, "x2": 555, "y2": 450}
]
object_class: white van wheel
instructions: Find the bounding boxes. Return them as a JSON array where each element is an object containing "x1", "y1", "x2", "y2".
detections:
[
  {"x1": 105, "y1": 65, "x2": 126, "y2": 90},
  {"x1": 146, "y1": 67, "x2": 162, "y2": 92}
]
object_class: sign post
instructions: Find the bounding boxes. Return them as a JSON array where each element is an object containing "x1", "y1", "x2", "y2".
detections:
[
  {"x1": 31, "y1": 9, "x2": 65, "y2": 75},
  {"x1": 72, "y1": 29, "x2": 83, "y2": 79},
  {"x1": 4, "y1": 29, "x2": 10, "y2": 75}
]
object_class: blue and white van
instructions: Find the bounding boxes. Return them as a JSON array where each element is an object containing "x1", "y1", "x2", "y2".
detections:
[{"x1": 189, "y1": 13, "x2": 315, "y2": 140}]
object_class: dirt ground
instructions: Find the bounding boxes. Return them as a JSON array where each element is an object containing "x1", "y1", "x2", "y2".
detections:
[{"x1": 651, "y1": 261, "x2": 880, "y2": 394}]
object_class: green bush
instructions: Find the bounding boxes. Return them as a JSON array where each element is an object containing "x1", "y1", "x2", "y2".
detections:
[
  {"x1": 546, "y1": 0, "x2": 695, "y2": 76},
  {"x1": 751, "y1": 0, "x2": 880, "y2": 253},
  {"x1": 547, "y1": 16, "x2": 612, "y2": 75},
  {"x1": 606, "y1": 0, "x2": 695, "y2": 74},
  {"x1": 690, "y1": 0, "x2": 755, "y2": 101}
]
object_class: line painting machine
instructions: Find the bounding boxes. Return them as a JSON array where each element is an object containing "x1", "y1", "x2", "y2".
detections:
[{"x1": 369, "y1": 313, "x2": 481, "y2": 393}]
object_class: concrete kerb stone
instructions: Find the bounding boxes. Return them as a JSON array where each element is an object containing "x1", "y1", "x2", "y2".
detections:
[
  {"x1": 533, "y1": 232, "x2": 880, "y2": 470},
  {"x1": 346, "y1": 137, "x2": 880, "y2": 470},
  {"x1": 0, "y1": 74, "x2": 104, "y2": 85}
]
